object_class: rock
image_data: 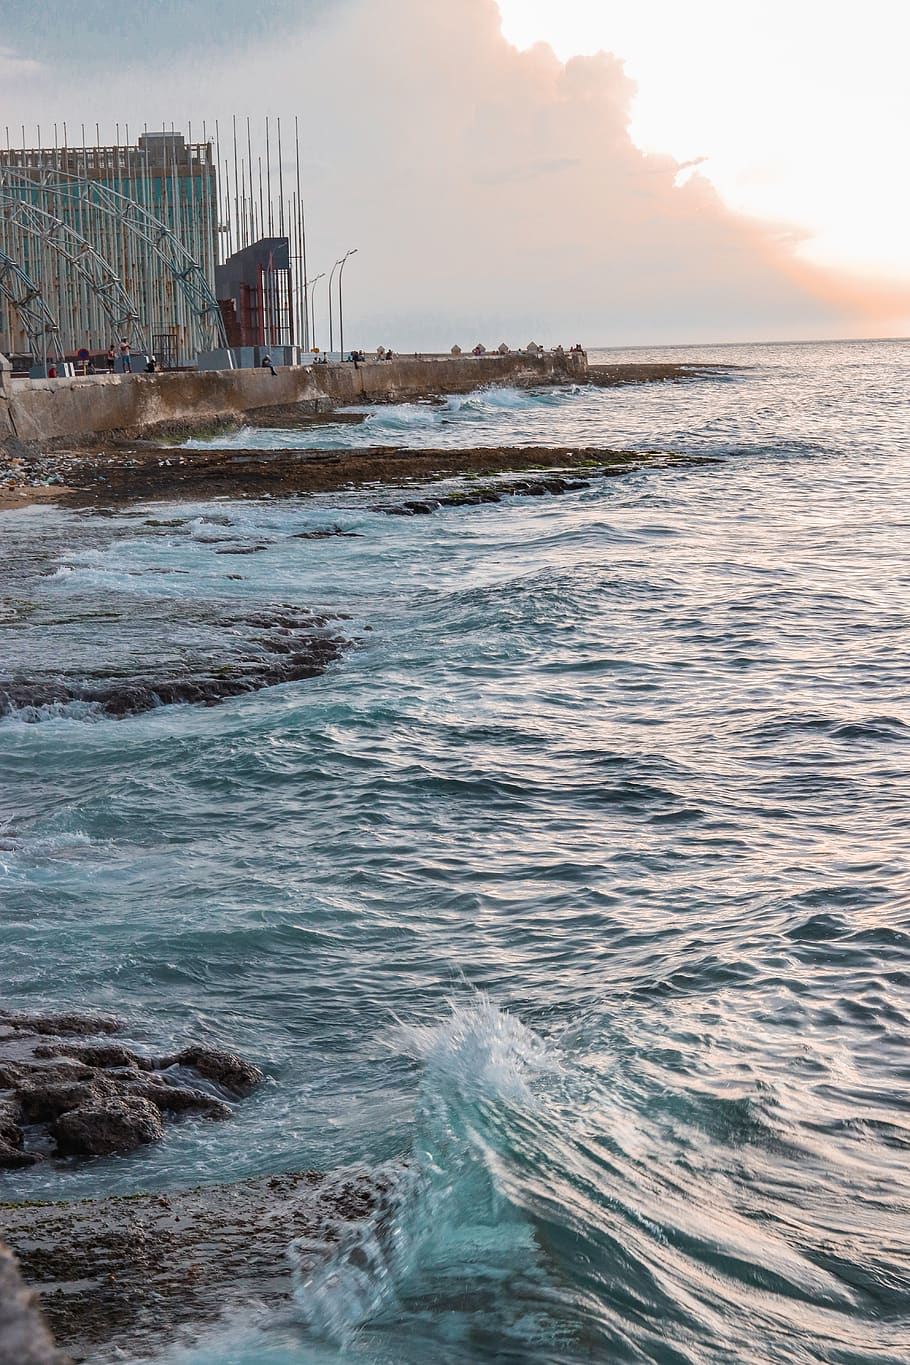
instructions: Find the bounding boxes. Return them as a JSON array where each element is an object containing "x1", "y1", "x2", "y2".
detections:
[
  {"x1": 17, "y1": 1079, "x2": 101, "y2": 1125},
  {"x1": 52, "y1": 1095, "x2": 165, "y2": 1156},
  {"x1": 0, "y1": 1241, "x2": 72, "y2": 1364},
  {"x1": 2, "y1": 1167, "x2": 388, "y2": 1361},
  {"x1": 131, "y1": 1076, "x2": 232, "y2": 1120},
  {"x1": 0, "y1": 1011, "x2": 122, "y2": 1038},
  {"x1": 0, "y1": 1096, "x2": 23, "y2": 1148},
  {"x1": 157, "y1": 1046, "x2": 263, "y2": 1097},
  {"x1": 32, "y1": 1043, "x2": 146, "y2": 1071},
  {"x1": 0, "y1": 609, "x2": 349, "y2": 721},
  {"x1": 0, "y1": 1139, "x2": 38, "y2": 1170},
  {"x1": 0, "y1": 1013, "x2": 262, "y2": 1163}
]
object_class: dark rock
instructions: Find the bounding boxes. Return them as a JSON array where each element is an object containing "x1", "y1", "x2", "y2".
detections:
[
  {"x1": 0, "y1": 1241, "x2": 72, "y2": 1364},
  {"x1": 0, "y1": 1011, "x2": 122, "y2": 1038},
  {"x1": 52, "y1": 1095, "x2": 164, "y2": 1156},
  {"x1": 156, "y1": 1046, "x2": 263, "y2": 1097},
  {"x1": 18, "y1": 1079, "x2": 101, "y2": 1125},
  {"x1": 32, "y1": 1043, "x2": 144, "y2": 1071},
  {"x1": 0, "y1": 1095, "x2": 24, "y2": 1146},
  {"x1": 0, "y1": 1139, "x2": 38, "y2": 1170},
  {"x1": 0, "y1": 1014, "x2": 262, "y2": 1164},
  {"x1": 292, "y1": 527, "x2": 363, "y2": 539},
  {"x1": 0, "y1": 608, "x2": 351, "y2": 722},
  {"x1": 131, "y1": 1076, "x2": 232, "y2": 1120}
]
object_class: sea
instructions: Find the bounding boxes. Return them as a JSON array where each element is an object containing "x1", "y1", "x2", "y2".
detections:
[{"x1": 1, "y1": 338, "x2": 909, "y2": 1363}]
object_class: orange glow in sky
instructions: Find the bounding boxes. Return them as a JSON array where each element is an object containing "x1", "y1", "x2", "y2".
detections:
[{"x1": 496, "y1": 0, "x2": 910, "y2": 286}]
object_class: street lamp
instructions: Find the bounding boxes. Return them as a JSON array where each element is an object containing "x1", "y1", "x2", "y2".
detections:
[
  {"x1": 303, "y1": 272, "x2": 325, "y2": 353},
  {"x1": 327, "y1": 258, "x2": 342, "y2": 358},
  {"x1": 338, "y1": 249, "x2": 358, "y2": 361}
]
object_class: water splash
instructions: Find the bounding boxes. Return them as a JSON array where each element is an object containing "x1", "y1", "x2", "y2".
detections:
[{"x1": 289, "y1": 1000, "x2": 558, "y2": 1348}]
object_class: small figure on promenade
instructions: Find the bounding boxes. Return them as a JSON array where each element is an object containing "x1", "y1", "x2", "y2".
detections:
[
  {"x1": 106, "y1": 346, "x2": 116, "y2": 373},
  {"x1": 261, "y1": 354, "x2": 277, "y2": 376},
  {"x1": 145, "y1": 356, "x2": 158, "y2": 373},
  {"x1": 119, "y1": 338, "x2": 132, "y2": 373}
]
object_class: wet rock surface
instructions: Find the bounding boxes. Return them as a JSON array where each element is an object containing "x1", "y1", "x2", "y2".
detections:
[
  {"x1": 2, "y1": 435, "x2": 721, "y2": 511},
  {"x1": 3, "y1": 1166, "x2": 388, "y2": 1362},
  {"x1": 0, "y1": 607, "x2": 349, "y2": 721},
  {"x1": 0, "y1": 1241, "x2": 72, "y2": 1365},
  {"x1": 0, "y1": 1011, "x2": 263, "y2": 1166},
  {"x1": 368, "y1": 456, "x2": 718, "y2": 516}
]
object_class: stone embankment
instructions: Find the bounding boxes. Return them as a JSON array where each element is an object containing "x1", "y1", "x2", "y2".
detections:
[{"x1": 0, "y1": 350, "x2": 586, "y2": 452}]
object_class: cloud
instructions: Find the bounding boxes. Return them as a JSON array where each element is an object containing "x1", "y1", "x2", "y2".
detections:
[
  {"x1": 0, "y1": 45, "x2": 44, "y2": 82},
  {"x1": 1, "y1": 0, "x2": 906, "y2": 346}
]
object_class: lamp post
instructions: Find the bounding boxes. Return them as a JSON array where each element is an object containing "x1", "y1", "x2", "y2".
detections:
[
  {"x1": 337, "y1": 248, "x2": 358, "y2": 361},
  {"x1": 303, "y1": 272, "x2": 325, "y2": 353},
  {"x1": 327, "y1": 258, "x2": 342, "y2": 358}
]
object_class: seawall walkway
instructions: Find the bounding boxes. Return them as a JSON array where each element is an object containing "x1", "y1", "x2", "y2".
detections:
[{"x1": 0, "y1": 352, "x2": 587, "y2": 450}]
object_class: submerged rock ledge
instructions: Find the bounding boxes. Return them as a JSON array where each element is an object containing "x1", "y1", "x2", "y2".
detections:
[
  {"x1": 3, "y1": 1166, "x2": 387, "y2": 1362},
  {"x1": 0, "y1": 608, "x2": 349, "y2": 721}
]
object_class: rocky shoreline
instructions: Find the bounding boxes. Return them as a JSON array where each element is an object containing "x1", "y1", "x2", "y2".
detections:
[
  {"x1": 0, "y1": 441, "x2": 719, "y2": 514},
  {"x1": 0, "y1": 606, "x2": 351, "y2": 722},
  {"x1": 0, "y1": 1010, "x2": 399, "y2": 1362},
  {"x1": 4, "y1": 1165, "x2": 390, "y2": 1362},
  {"x1": 0, "y1": 1011, "x2": 283, "y2": 1361},
  {"x1": 0, "y1": 1011, "x2": 263, "y2": 1169},
  {"x1": 0, "y1": 362, "x2": 728, "y2": 510}
]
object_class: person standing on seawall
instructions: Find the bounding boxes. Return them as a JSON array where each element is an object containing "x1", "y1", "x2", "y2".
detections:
[
  {"x1": 106, "y1": 345, "x2": 116, "y2": 373},
  {"x1": 119, "y1": 338, "x2": 132, "y2": 373}
]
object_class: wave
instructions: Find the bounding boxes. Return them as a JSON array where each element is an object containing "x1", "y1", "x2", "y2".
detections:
[
  {"x1": 281, "y1": 997, "x2": 877, "y2": 1363},
  {"x1": 288, "y1": 1000, "x2": 566, "y2": 1355}
]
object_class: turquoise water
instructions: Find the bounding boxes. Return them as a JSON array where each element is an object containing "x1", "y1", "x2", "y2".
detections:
[{"x1": 2, "y1": 339, "x2": 909, "y2": 1362}]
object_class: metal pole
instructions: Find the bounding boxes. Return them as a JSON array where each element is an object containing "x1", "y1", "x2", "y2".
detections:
[
  {"x1": 328, "y1": 257, "x2": 341, "y2": 356},
  {"x1": 295, "y1": 116, "x2": 308, "y2": 351},
  {"x1": 304, "y1": 272, "x2": 324, "y2": 351},
  {"x1": 338, "y1": 248, "x2": 357, "y2": 361},
  {"x1": 265, "y1": 118, "x2": 273, "y2": 237}
]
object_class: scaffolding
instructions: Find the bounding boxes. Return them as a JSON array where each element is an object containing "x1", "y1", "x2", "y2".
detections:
[
  {"x1": 0, "y1": 247, "x2": 64, "y2": 364},
  {"x1": 0, "y1": 144, "x2": 227, "y2": 362},
  {"x1": 0, "y1": 194, "x2": 147, "y2": 354},
  {"x1": 0, "y1": 118, "x2": 319, "y2": 363}
]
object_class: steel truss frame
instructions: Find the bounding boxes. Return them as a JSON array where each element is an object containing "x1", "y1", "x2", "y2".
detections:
[
  {"x1": 0, "y1": 194, "x2": 148, "y2": 354},
  {"x1": 0, "y1": 164, "x2": 228, "y2": 353},
  {"x1": 0, "y1": 247, "x2": 64, "y2": 363}
]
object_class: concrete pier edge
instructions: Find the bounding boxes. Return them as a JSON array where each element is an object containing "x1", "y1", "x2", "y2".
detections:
[{"x1": 0, "y1": 351, "x2": 586, "y2": 451}]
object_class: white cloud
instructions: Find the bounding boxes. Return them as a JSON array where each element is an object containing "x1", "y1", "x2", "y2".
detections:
[
  {"x1": 1, "y1": 1, "x2": 905, "y2": 345},
  {"x1": 0, "y1": 45, "x2": 44, "y2": 82}
]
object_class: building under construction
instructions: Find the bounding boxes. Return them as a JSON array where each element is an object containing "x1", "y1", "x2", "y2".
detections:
[{"x1": 0, "y1": 121, "x2": 308, "y2": 369}]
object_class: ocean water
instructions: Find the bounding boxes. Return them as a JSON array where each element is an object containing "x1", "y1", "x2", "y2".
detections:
[{"x1": 2, "y1": 338, "x2": 909, "y2": 1363}]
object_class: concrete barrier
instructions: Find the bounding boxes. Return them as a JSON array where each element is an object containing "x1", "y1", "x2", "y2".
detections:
[{"x1": 5, "y1": 351, "x2": 586, "y2": 447}]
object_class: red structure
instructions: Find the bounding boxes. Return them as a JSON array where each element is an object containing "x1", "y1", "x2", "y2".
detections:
[{"x1": 215, "y1": 237, "x2": 292, "y2": 348}]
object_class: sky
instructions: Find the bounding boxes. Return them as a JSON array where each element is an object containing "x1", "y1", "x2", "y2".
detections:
[{"x1": 1, "y1": 0, "x2": 908, "y2": 348}]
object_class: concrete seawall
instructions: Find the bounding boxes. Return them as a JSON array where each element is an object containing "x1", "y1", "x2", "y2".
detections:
[{"x1": 0, "y1": 351, "x2": 586, "y2": 449}]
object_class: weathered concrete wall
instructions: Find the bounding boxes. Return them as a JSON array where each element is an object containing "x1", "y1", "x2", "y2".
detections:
[
  {"x1": 5, "y1": 352, "x2": 586, "y2": 447},
  {"x1": 0, "y1": 355, "x2": 13, "y2": 444}
]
